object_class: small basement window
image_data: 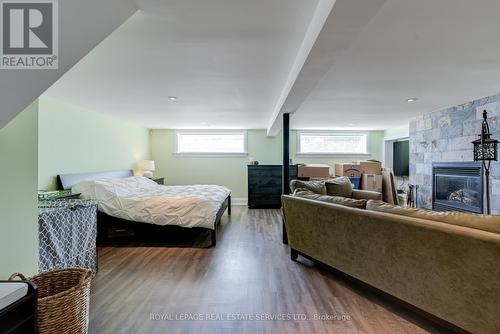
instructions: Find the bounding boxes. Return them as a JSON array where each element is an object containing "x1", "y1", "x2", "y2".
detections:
[
  {"x1": 297, "y1": 131, "x2": 369, "y2": 155},
  {"x1": 175, "y1": 130, "x2": 247, "y2": 155}
]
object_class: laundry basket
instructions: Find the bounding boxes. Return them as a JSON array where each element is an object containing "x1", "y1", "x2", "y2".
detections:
[{"x1": 9, "y1": 268, "x2": 92, "y2": 334}]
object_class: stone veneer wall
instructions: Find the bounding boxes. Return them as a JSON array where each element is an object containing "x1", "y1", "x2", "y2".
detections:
[{"x1": 409, "y1": 93, "x2": 500, "y2": 214}]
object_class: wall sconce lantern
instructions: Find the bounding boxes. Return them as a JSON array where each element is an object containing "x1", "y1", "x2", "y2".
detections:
[{"x1": 472, "y1": 110, "x2": 498, "y2": 214}]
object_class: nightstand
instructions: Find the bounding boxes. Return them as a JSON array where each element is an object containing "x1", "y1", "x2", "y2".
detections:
[{"x1": 153, "y1": 177, "x2": 165, "y2": 185}]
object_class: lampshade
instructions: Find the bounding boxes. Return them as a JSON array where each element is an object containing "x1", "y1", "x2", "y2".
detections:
[{"x1": 140, "y1": 160, "x2": 156, "y2": 171}]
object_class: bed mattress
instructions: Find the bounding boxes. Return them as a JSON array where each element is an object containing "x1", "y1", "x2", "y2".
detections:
[{"x1": 73, "y1": 177, "x2": 230, "y2": 229}]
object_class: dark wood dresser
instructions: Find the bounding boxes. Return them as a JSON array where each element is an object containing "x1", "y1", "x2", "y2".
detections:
[{"x1": 248, "y1": 165, "x2": 298, "y2": 208}]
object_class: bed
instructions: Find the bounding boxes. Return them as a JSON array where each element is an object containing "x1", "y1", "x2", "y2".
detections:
[{"x1": 57, "y1": 170, "x2": 231, "y2": 247}]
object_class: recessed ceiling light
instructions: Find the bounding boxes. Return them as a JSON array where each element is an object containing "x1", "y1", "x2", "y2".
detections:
[
  {"x1": 199, "y1": 122, "x2": 210, "y2": 126},
  {"x1": 168, "y1": 96, "x2": 177, "y2": 101},
  {"x1": 406, "y1": 97, "x2": 418, "y2": 102}
]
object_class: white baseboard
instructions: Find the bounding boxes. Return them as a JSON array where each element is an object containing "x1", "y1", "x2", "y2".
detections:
[{"x1": 231, "y1": 197, "x2": 248, "y2": 206}]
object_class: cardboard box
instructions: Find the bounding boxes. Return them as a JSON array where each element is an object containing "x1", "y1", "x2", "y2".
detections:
[
  {"x1": 361, "y1": 174, "x2": 383, "y2": 193},
  {"x1": 355, "y1": 160, "x2": 382, "y2": 175},
  {"x1": 335, "y1": 163, "x2": 362, "y2": 177},
  {"x1": 298, "y1": 164, "x2": 330, "y2": 179}
]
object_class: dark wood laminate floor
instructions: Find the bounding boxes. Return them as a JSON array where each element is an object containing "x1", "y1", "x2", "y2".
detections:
[{"x1": 90, "y1": 207, "x2": 446, "y2": 334}]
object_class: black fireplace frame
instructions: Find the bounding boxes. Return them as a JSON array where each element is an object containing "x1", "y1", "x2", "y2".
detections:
[{"x1": 432, "y1": 161, "x2": 483, "y2": 214}]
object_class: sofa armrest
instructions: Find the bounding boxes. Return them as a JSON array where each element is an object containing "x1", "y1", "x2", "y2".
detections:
[{"x1": 352, "y1": 189, "x2": 382, "y2": 200}]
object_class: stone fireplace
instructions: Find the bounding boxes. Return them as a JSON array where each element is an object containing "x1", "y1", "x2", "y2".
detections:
[{"x1": 409, "y1": 93, "x2": 500, "y2": 214}]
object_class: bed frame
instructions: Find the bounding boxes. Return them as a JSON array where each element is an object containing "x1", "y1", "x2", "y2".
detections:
[{"x1": 57, "y1": 170, "x2": 231, "y2": 247}]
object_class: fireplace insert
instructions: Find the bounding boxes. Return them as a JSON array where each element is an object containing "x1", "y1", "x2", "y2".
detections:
[{"x1": 432, "y1": 162, "x2": 483, "y2": 214}]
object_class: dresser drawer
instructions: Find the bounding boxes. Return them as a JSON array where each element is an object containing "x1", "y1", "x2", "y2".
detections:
[
  {"x1": 248, "y1": 183, "x2": 281, "y2": 193},
  {"x1": 248, "y1": 196, "x2": 282, "y2": 208},
  {"x1": 250, "y1": 176, "x2": 281, "y2": 185},
  {"x1": 248, "y1": 169, "x2": 281, "y2": 178}
]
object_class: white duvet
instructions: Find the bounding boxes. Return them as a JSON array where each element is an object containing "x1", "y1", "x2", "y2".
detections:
[{"x1": 72, "y1": 177, "x2": 231, "y2": 229}]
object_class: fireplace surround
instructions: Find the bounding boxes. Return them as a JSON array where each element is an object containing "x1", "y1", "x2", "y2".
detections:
[
  {"x1": 410, "y1": 92, "x2": 500, "y2": 213},
  {"x1": 432, "y1": 162, "x2": 483, "y2": 213}
]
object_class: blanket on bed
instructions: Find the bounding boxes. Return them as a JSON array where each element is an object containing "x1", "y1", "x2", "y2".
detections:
[{"x1": 72, "y1": 176, "x2": 231, "y2": 229}]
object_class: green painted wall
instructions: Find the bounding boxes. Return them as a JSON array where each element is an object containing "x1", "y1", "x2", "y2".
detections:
[
  {"x1": 0, "y1": 101, "x2": 39, "y2": 278},
  {"x1": 151, "y1": 129, "x2": 384, "y2": 198},
  {"x1": 38, "y1": 96, "x2": 151, "y2": 190}
]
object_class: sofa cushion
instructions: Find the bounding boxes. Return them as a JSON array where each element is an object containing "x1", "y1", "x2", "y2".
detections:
[
  {"x1": 366, "y1": 200, "x2": 500, "y2": 234},
  {"x1": 352, "y1": 189, "x2": 383, "y2": 201},
  {"x1": 294, "y1": 189, "x2": 367, "y2": 209},
  {"x1": 325, "y1": 176, "x2": 353, "y2": 198},
  {"x1": 290, "y1": 180, "x2": 326, "y2": 195}
]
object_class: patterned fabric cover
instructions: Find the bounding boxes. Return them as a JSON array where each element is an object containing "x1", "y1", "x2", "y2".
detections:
[{"x1": 38, "y1": 199, "x2": 98, "y2": 275}]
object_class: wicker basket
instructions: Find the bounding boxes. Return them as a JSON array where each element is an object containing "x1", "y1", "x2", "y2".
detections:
[{"x1": 9, "y1": 268, "x2": 92, "y2": 334}]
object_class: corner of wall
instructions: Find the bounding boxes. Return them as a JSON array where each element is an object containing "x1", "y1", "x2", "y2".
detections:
[{"x1": 0, "y1": 100, "x2": 39, "y2": 278}]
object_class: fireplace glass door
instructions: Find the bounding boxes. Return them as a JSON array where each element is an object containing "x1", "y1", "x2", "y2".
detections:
[{"x1": 434, "y1": 175, "x2": 482, "y2": 213}]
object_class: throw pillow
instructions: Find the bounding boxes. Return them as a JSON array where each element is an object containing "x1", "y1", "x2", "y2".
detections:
[
  {"x1": 325, "y1": 176, "x2": 353, "y2": 198},
  {"x1": 290, "y1": 180, "x2": 326, "y2": 195}
]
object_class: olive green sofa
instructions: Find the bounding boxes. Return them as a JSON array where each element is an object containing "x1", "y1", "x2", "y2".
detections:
[{"x1": 282, "y1": 195, "x2": 500, "y2": 334}]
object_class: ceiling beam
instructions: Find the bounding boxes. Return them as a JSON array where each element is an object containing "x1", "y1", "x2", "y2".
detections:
[
  {"x1": 266, "y1": 0, "x2": 336, "y2": 136},
  {"x1": 266, "y1": 0, "x2": 388, "y2": 136}
]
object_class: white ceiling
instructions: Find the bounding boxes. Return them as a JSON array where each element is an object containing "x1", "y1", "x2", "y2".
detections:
[
  {"x1": 44, "y1": 0, "x2": 321, "y2": 129},
  {"x1": 44, "y1": 0, "x2": 500, "y2": 133}
]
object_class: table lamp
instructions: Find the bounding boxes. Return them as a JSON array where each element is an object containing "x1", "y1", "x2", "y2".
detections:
[{"x1": 140, "y1": 160, "x2": 156, "y2": 178}]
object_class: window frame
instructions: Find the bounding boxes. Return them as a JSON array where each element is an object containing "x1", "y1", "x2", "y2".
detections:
[
  {"x1": 296, "y1": 130, "x2": 371, "y2": 156},
  {"x1": 174, "y1": 129, "x2": 248, "y2": 156}
]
